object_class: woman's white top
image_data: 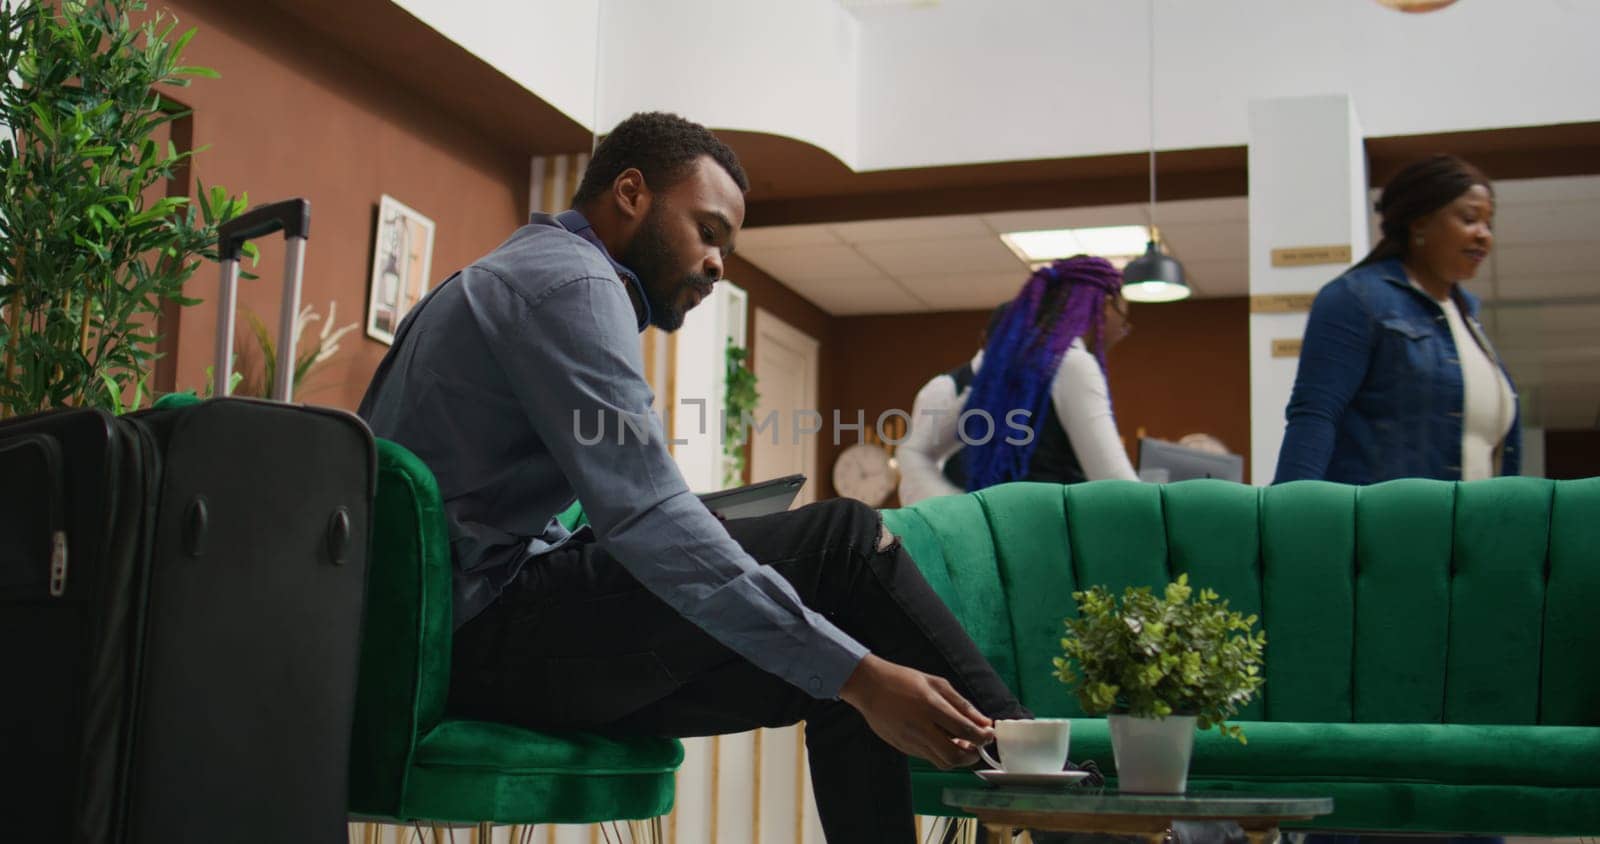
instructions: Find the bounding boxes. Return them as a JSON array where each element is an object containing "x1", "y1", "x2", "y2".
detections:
[
  {"x1": 1414, "y1": 280, "x2": 1516, "y2": 480},
  {"x1": 1052, "y1": 339, "x2": 1140, "y2": 483},
  {"x1": 896, "y1": 352, "x2": 977, "y2": 505},
  {"x1": 896, "y1": 340, "x2": 1137, "y2": 505}
]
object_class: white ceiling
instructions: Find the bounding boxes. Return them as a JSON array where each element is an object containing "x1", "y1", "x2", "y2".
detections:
[
  {"x1": 735, "y1": 174, "x2": 1600, "y2": 430},
  {"x1": 735, "y1": 195, "x2": 1252, "y2": 314}
]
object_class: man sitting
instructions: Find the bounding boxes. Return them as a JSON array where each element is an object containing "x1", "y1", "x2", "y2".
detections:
[{"x1": 358, "y1": 111, "x2": 1029, "y2": 842}]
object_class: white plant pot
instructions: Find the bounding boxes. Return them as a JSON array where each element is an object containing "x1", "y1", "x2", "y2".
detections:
[{"x1": 1108, "y1": 713, "x2": 1197, "y2": 794}]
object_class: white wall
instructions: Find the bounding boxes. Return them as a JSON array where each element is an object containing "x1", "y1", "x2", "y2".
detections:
[
  {"x1": 857, "y1": 0, "x2": 1154, "y2": 168},
  {"x1": 393, "y1": 0, "x2": 860, "y2": 160},
  {"x1": 857, "y1": 0, "x2": 1600, "y2": 170},
  {"x1": 391, "y1": 0, "x2": 603, "y2": 128},
  {"x1": 393, "y1": 0, "x2": 1600, "y2": 172},
  {"x1": 594, "y1": 0, "x2": 861, "y2": 163}
]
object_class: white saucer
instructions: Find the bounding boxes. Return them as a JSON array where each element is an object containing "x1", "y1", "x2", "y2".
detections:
[{"x1": 974, "y1": 769, "x2": 1091, "y2": 787}]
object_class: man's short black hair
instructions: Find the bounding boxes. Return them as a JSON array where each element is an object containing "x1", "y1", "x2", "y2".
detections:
[{"x1": 571, "y1": 111, "x2": 749, "y2": 208}]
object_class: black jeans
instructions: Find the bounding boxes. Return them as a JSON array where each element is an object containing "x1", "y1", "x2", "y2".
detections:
[{"x1": 448, "y1": 498, "x2": 1027, "y2": 843}]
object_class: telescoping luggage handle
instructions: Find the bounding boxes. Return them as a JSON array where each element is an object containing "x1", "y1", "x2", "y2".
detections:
[{"x1": 214, "y1": 199, "x2": 311, "y2": 402}]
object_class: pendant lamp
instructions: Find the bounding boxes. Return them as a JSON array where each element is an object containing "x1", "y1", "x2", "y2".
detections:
[{"x1": 1122, "y1": 0, "x2": 1191, "y2": 304}]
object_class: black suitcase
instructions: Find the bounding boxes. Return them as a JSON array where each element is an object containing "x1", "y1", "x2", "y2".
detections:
[
  {"x1": 0, "y1": 199, "x2": 375, "y2": 842},
  {"x1": 1, "y1": 407, "x2": 159, "y2": 840}
]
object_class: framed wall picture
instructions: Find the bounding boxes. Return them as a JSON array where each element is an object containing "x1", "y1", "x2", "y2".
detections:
[{"x1": 366, "y1": 194, "x2": 436, "y2": 345}]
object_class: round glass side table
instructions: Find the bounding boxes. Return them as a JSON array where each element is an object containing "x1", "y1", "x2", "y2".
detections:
[{"x1": 943, "y1": 787, "x2": 1334, "y2": 844}]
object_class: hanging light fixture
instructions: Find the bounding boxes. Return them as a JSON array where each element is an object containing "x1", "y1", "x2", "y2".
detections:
[
  {"x1": 1122, "y1": 0, "x2": 1191, "y2": 304},
  {"x1": 1374, "y1": 0, "x2": 1459, "y2": 12}
]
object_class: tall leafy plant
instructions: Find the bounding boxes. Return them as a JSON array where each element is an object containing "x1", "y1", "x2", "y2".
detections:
[{"x1": 0, "y1": 0, "x2": 248, "y2": 419}]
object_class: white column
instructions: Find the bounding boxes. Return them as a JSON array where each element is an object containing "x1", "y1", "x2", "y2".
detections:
[{"x1": 1247, "y1": 95, "x2": 1370, "y2": 484}]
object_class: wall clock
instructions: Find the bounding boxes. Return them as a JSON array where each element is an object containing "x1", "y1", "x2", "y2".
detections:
[{"x1": 832, "y1": 441, "x2": 899, "y2": 507}]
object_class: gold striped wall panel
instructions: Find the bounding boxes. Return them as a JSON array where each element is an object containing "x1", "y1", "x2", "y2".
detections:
[{"x1": 528, "y1": 152, "x2": 590, "y2": 217}]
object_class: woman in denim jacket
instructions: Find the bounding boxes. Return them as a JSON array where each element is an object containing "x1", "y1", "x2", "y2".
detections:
[{"x1": 1275, "y1": 155, "x2": 1518, "y2": 484}]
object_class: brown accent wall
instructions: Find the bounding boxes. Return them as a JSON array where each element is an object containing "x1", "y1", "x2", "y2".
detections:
[
  {"x1": 826, "y1": 311, "x2": 994, "y2": 505},
  {"x1": 154, "y1": 0, "x2": 531, "y2": 410},
  {"x1": 824, "y1": 297, "x2": 1252, "y2": 506},
  {"x1": 1544, "y1": 430, "x2": 1600, "y2": 480},
  {"x1": 735, "y1": 122, "x2": 1600, "y2": 227},
  {"x1": 1108, "y1": 297, "x2": 1253, "y2": 480}
]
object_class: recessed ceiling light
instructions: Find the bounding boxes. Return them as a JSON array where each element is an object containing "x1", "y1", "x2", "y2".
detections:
[{"x1": 1000, "y1": 225, "x2": 1151, "y2": 265}]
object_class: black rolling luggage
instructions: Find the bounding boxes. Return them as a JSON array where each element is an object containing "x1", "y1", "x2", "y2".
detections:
[
  {"x1": 0, "y1": 199, "x2": 375, "y2": 842},
  {"x1": 1, "y1": 406, "x2": 160, "y2": 840}
]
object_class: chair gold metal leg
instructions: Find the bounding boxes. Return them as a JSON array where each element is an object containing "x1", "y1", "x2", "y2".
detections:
[
  {"x1": 624, "y1": 816, "x2": 662, "y2": 844},
  {"x1": 476, "y1": 821, "x2": 494, "y2": 842}
]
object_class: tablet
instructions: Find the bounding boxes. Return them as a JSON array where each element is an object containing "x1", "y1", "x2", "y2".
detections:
[{"x1": 698, "y1": 474, "x2": 807, "y2": 520}]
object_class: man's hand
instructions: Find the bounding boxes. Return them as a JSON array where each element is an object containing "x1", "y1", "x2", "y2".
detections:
[{"x1": 837, "y1": 654, "x2": 995, "y2": 770}]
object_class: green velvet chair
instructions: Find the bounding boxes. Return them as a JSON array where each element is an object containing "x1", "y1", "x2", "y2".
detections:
[
  {"x1": 347, "y1": 439, "x2": 682, "y2": 835},
  {"x1": 886, "y1": 476, "x2": 1600, "y2": 836}
]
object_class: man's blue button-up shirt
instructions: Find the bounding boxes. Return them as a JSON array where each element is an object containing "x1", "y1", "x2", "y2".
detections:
[{"x1": 358, "y1": 211, "x2": 867, "y2": 699}]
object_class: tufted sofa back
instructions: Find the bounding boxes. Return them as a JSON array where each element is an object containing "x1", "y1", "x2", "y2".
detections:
[{"x1": 881, "y1": 476, "x2": 1600, "y2": 727}]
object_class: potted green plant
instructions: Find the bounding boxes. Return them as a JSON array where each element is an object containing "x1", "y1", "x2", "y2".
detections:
[
  {"x1": 1053, "y1": 574, "x2": 1266, "y2": 793},
  {"x1": 0, "y1": 0, "x2": 248, "y2": 419}
]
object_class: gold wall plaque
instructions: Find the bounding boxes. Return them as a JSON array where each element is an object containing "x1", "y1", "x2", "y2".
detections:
[
  {"x1": 1271, "y1": 244, "x2": 1352, "y2": 267},
  {"x1": 1271, "y1": 338, "x2": 1303, "y2": 358},
  {"x1": 1249, "y1": 293, "x2": 1317, "y2": 314}
]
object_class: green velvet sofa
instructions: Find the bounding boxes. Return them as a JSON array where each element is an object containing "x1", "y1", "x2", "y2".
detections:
[{"x1": 883, "y1": 476, "x2": 1600, "y2": 835}]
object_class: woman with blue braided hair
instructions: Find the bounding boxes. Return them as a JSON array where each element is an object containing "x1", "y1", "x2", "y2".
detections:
[{"x1": 959, "y1": 254, "x2": 1139, "y2": 490}]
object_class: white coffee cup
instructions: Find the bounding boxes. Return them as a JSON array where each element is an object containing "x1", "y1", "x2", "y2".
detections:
[{"x1": 978, "y1": 718, "x2": 1071, "y2": 774}]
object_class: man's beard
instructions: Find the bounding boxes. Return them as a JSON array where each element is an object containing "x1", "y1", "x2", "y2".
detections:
[{"x1": 621, "y1": 211, "x2": 713, "y2": 333}]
